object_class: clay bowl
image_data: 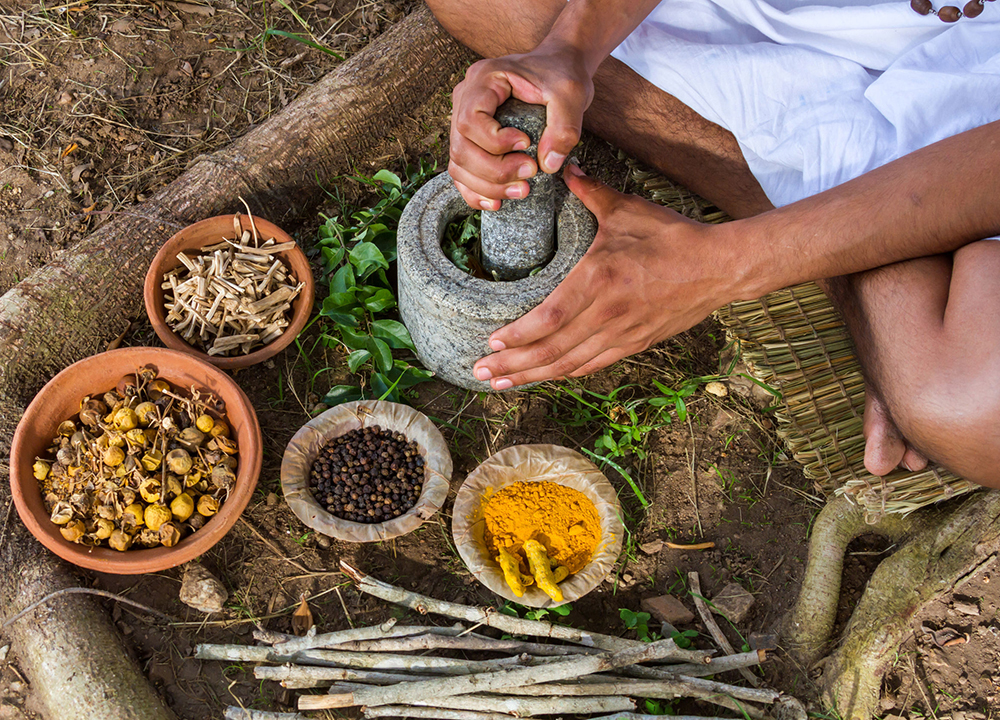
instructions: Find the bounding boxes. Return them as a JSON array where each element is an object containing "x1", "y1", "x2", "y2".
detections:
[
  {"x1": 10, "y1": 347, "x2": 262, "y2": 574},
  {"x1": 144, "y1": 214, "x2": 315, "y2": 370},
  {"x1": 452, "y1": 444, "x2": 624, "y2": 608},
  {"x1": 281, "y1": 400, "x2": 452, "y2": 542}
]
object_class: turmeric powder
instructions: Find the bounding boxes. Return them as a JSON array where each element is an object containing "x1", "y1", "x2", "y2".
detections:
[{"x1": 483, "y1": 481, "x2": 601, "y2": 579}]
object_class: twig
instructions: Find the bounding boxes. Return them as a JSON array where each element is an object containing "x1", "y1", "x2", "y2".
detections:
[
  {"x1": 300, "y1": 636, "x2": 710, "y2": 710},
  {"x1": 273, "y1": 623, "x2": 465, "y2": 654},
  {"x1": 2, "y1": 588, "x2": 180, "y2": 629},
  {"x1": 334, "y1": 633, "x2": 604, "y2": 656},
  {"x1": 340, "y1": 561, "x2": 643, "y2": 653},
  {"x1": 686, "y1": 416, "x2": 704, "y2": 538},
  {"x1": 647, "y1": 649, "x2": 765, "y2": 677},
  {"x1": 335, "y1": 585, "x2": 355, "y2": 628},
  {"x1": 257, "y1": 666, "x2": 421, "y2": 686},
  {"x1": 687, "y1": 572, "x2": 759, "y2": 687},
  {"x1": 373, "y1": 695, "x2": 634, "y2": 717},
  {"x1": 364, "y1": 707, "x2": 513, "y2": 720},
  {"x1": 665, "y1": 542, "x2": 715, "y2": 550},
  {"x1": 223, "y1": 708, "x2": 309, "y2": 720}
]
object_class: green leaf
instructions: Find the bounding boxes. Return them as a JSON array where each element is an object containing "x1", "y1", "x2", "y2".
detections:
[
  {"x1": 370, "y1": 372, "x2": 396, "y2": 402},
  {"x1": 320, "y1": 245, "x2": 345, "y2": 271},
  {"x1": 371, "y1": 319, "x2": 414, "y2": 350},
  {"x1": 349, "y1": 241, "x2": 390, "y2": 281},
  {"x1": 372, "y1": 169, "x2": 402, "y2": 189},
  {"x1": 319, "y1": 308, "x2": 359, "y2": 328},
  {"x1": 385, "y1": 362, "x2": 434, "y2": 390},
  {"x1": 366, "y1": 336, "x2": 393, "y2": 373},
  {"x1": 339, "y1": 327, "x2": 370, "y2": 351},
  {"x1": 323, "y1": 290, "x2": 357, "y2": 311},
  {"x1": 330, "y1": 264, "x2": 356, "y2": 294},
  {"x1": 363, "y1": 288, "x2": 396, "y2": 313},
  {"x1": 347, "y1": 349, "x2": 372, "y2": 373},
  {"x1": 262, "y1": 28, "x2": 344, "y2": 59},
  {"x1": 549, "y1": 603, "x2": 572, "y2": 616},
  {"x1": 321, "y1": 385, "x2": 365, "y2": 406}
]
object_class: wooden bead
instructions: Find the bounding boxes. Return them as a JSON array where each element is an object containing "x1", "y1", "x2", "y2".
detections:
[
  {"x1": 963, "y1": 0, "x2": 984, "y2": 16},
  {"x1": 937, "y1": 4, "x2": 962, "y2": 19},
  {"x1": 911, "y1": 0, "x2": 934, "y2": 13}
]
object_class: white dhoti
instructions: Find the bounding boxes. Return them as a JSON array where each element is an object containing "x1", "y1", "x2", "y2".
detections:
[{"x1": 609, "y1": 0, "x2": 1000, "y2": 208}]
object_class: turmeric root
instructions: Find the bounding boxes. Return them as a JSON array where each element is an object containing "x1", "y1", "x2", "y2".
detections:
[
  {"x1": 497, "y1": 546, "x2": 530, "y2": 597},
  {"x1": 524, "y1": 539, "x2": 564, "y2": 603},
  {"x1": 552, "y1": 566, "x2": 569, "y2": 583}
]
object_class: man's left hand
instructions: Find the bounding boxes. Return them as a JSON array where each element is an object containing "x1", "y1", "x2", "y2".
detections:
[{"x1": 472, "y1": 164, "x2": 741, "y2": 389}]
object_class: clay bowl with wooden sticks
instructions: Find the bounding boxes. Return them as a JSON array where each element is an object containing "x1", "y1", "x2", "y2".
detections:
[
  {"x1": 281, "y1": 400, "x2": 452, "y2": 542},
  {"x1": 144, "y1": 213, "x2": 315, "y2": 370},
  {"x1": 9, "y1": 347, "x2": 262, "y2": 575},
  {"x1": 452, "y1": 444, "x2": 624, "y2": 608}
]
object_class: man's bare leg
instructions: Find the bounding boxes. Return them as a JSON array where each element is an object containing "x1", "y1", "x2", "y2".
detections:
[{"x1": 426, "y1": 0, "x2": 1000, "y2": 487}]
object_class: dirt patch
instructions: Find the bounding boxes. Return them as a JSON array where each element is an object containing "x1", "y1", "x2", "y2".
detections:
[{"x1": 2, "y1": 2, "x2": 999, "y2": 719}]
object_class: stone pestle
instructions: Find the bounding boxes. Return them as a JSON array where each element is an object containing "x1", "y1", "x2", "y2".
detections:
[
  {"x1": 480, "y1": 99, "x2": 557, "y2": 280},
  {"x1": 397, "y1": 101, "x2": 597, "y2": 391}
]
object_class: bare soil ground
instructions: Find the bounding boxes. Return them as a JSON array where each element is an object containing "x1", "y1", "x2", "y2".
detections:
[{"x1": 1, "y1": 2, "x2": 998, "y2": 720}]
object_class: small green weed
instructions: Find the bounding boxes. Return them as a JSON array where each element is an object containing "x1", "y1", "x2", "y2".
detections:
[
  {"x1": 499, "y1": 601, "x2": 573, "y2": 622},
  {"x1": 317, "y1": 163, "x2": 437, "y2": 405}
]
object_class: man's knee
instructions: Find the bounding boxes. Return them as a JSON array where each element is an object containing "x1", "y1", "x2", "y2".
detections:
[{"x1": 889, "y1": 367, "x2": 1000, "y2": 488}]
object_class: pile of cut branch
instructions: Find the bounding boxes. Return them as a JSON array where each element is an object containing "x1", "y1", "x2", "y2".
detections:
[{"x1": 206, "y1": 563, "x2": 802, "y2": 720}]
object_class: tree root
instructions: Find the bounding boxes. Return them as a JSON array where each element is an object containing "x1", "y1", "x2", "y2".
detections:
[{"x1": 785, "y1": 490, "x2": 1000, "y2": 720}]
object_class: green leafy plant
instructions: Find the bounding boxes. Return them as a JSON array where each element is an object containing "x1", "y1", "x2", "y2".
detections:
[
  {"x1": 317, "y1": 164, "x2": 437, "y2": 405},
  {"x1": 499, "y1": 601, "x2": 573, "y2": 622},
  {"x1": 619, "y1": 608, "x2": 659, "y2": 642}
]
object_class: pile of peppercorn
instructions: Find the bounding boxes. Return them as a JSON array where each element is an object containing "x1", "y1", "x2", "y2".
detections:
[{"x1": 308, "y1": 425, "x2": 425, "y2": 523}]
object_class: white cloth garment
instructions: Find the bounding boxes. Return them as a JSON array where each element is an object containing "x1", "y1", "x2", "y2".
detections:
[{"x1": 609, "y1": 0, "x2": 1000, "y2": 208}]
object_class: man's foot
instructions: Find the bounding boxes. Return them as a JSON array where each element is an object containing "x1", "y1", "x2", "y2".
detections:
[{"x1": 862, "y1": 391, "x2": 929, "y2": 476}]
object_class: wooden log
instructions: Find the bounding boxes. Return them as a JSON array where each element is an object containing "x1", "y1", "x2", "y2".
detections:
[{"x1": 0, "y1": 8, "x2": 474, "y2": 720}]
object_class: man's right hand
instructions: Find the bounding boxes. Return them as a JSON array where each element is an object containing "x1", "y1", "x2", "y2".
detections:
[{"x1": 449, "y1": 47, "x2": 594, "y2": 210}]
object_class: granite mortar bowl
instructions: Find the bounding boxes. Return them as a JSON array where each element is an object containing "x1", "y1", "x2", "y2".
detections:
[
  {"x1": 10, "y1": 347, "x2": 262, "y2": 574},
  {"x1": 144, "y1": 214, "x2": 315, "y2": 370},
  {"x1": 281, "y1": 400, "x2": 453, "y2": 543}
]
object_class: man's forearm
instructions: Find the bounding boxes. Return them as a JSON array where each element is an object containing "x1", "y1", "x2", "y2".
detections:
[
  {"x1": 729, "y1": 120, "x2": 1000, "y2": 301},
  {"x1": 537, "y1": 0, "x2": 662, "y2": 77}
]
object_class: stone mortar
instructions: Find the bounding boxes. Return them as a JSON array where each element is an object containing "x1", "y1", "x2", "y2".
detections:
[
  {"x1": 480, "y1": 99, "x2": 555, "y2": 280},
  {"x1": 398, "y1": 171, "x2": 596, "y2": 390}
]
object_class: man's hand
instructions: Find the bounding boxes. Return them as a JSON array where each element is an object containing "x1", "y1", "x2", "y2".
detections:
[
  {"x1": 449, "y1": 47, "x2": 594, "y2": 211},
  {"x1": 472, "y1": 164, "x2": 742, "y2": 389}
]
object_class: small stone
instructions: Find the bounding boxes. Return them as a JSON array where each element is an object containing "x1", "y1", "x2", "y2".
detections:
[
  {"x1": 0, "y1": 645, "x2": 7, "y2": 662},
  {"x1": 953, "y1": 600, "x2": 980, "y2": 616},
  {"x1": 266, "y1": 492, "x2": 279, "y2": 507},
  {"x1": 622, "y1": 573, "x2": 633, "y2": 584},
  {"x1": 315, "y1": 534, "x2": 331, "y2": 549},
  {"x1": 639, "y1": 539, "x2": 663, "y2": 555},
  {"x1": 711, "y1": 582, "x2": 755, "y2": 624},
  {"x1": 179, "y1": 562, "x2": 228, "y2": 613},
  {"x1": 749, "y1": 631, "x2": 777, "y2": 651},
  {"x1": 0, "y1": 137, "x2": 13, "y2": 153},
  {"x1": 704, "y1": 381, "x2": 728, "y2": 397},
  {"x1": 8, "y1": 682, "x2": 22, "y2": 694},
  {"x1": 641, "y1": 594, "x2": 695, "y2": 625}
]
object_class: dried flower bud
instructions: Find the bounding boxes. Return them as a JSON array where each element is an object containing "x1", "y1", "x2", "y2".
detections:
[
  {"x1": 141, "y1": 450, "x2": 163, "y2": 472},
  {"x1": 166, "y1": 448, "x2": 193, "y2": 475},
  {"x1": 70, "y1": 431, "x2": 88, "y2": 448},
  {"x1": 184, "y1": 471, "x2": 203, "y2": 488},
  {"x1": 112, "y1": 407, "x2": 139, "y2": 431},
  {"x1": 95, "y1": 518, "x2": 115, "y2": 539},
  {"x1": 125, "y1": 428, "x2": 148, "y2": 448},
  {"x1": 187, "y1": 513, "x2": 208, "y2": 531},
  {"x1": 109, "y1": 530, "x2": 133, "y2": 552},
  {"x1": 136, "y1": 528, "x2": 161, "y2": 547},
  {"x1": 147, "y1": 379, "x2": 172, "y2": 400},
  {"x1": 116, "y1": 374, "x2": 139, "y2": 396},
  {"x1": 57, "y1": 420, "x2": 76, "y2": 437},
  {"x1": 33, "y1": 460, "x2": 50, "y2": 481},
  {"x1": 56, "y1": 446, "x2": 76, "y2": 467},
  {"x1": 79, "y1": 407, "x2": 102, "y2": 426},
  {"x1": 209, "y1": 420, "x2": 230, "y2": 438},
  {"x1": 50, "y1": 501, "x2": 74, "y2": 525},
  {"x1": 134, "y1": 402, "x2": 157, "y2": 425},
  {"x1": 159, "y1": 522, "x2": 182, "y2": 548},
  {"x1": 213, "y1": 436, "x2": 238, "y2": 455},
  {"x1": 176, "y1": 427, "x2": 206, "y2": 451},
  {"x1": 195, "y1": 414, "x2": 215, "y2": 433},
  {"x1": 103, "y1": 446, "x2": 125, "y2": 467},
  {"x1": 106, "y1": 431, "x2": 126, "y2": 448},
  {"x1": 171, "y1": 492, "x2": 195, "y2": 522},
  {"x1": 60, "y1": 520, "x2": 86, "y2": 543},
  {"x1": 144, "y1": 504, "x2": 172, "y2": 532},
  {"x1": 139, "y1": 479, "x2": 162, "y2": 504},
  {"x1": 166, "y1": 475, "x2": 185, "y2": 498},
  {"x1": 122, "y1": 503, "x2": 145, "y2": 528},
  {"x1": 196, "y1": 495, "x2": 220, "y2": 517},
  {"x1": 210, "y1": 464, "x2": 236, "y2": 489}
]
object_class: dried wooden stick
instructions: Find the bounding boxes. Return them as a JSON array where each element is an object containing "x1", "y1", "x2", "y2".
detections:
[
  {"x1": 364, "y1": 707, "x2": 514, "y2": 720},
  {"x1": 650, "y1": 649, "x2": 765, "y2": 678},
  {"x1": 591, "y1": 715, "x2": 741, "y2": 720},
  {"x1": 256, "y1": 666, "x2": 420, "y2": 686},
  {"x1": 223, "y1": 708, "x2": 309, "y2": 720},
  {"x1": 334, "y1": 633, "x2": 604, "y2": 656},
  {"x1": 341, "y1": 561, "x2": 642, "y2": 653},
  {"x1": 687, "y1": 572, "x2": 759, "y2": 687},
  {"x1": 273, "y1": 623, "x2": 466, "y2": 654},
  {"x1": 300, "y1": 636, "x2": 710, "y2": 710},
  {"x1": 387, "y1": 694, "x2": 634, "y2": 717}
]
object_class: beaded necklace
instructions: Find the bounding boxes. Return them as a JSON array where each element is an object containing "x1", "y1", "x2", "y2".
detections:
[{"x1": 911, "y1": 0, "x2": 992, "y2": 21}]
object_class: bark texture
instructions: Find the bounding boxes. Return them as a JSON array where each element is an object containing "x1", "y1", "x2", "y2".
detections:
[
  {"x1": 0, "y1": 8, "x2": 474, "y2": 720},
  {"x1": 820, "y1": 490, "x2": 999, "y2": 720}
]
